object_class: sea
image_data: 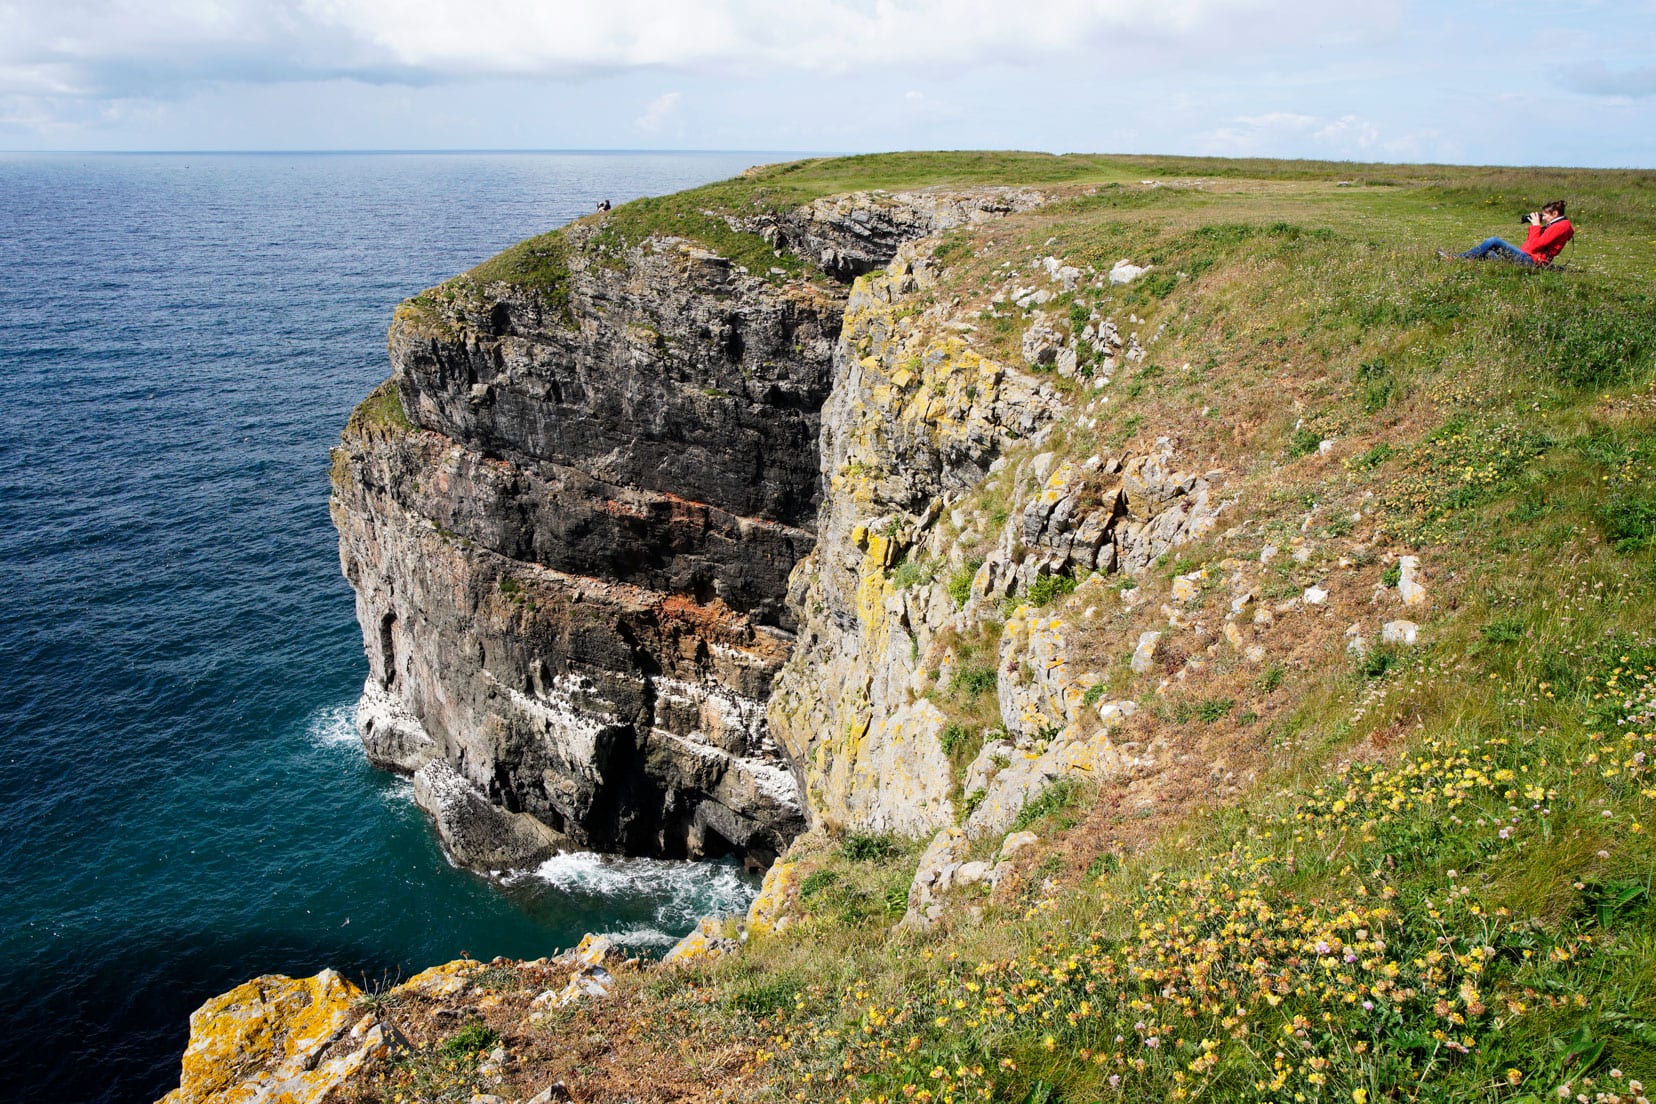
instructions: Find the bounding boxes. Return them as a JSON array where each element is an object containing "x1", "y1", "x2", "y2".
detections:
[{"x1": 0, "y1": 150, "x2": 783, "y2": 1104}]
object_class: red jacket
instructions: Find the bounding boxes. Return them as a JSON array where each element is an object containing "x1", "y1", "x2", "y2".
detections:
[{"x1": 1524, "y1": 218, "x2": 1573, "y2": 265}]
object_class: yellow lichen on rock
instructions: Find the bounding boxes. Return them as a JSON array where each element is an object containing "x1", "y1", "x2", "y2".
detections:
[
  {"x1": 160, "y1": 969, "x2": 363, "y2": 1104},
  {"x1": 663, "y1": 916, "x2": 740, "y2": 966},
  {"x1": 398, "y1": 958, "x2": 483, "y2": 1000},
  {"x1": 746, "y1": 859, "x2": 799, "y2": 937}
]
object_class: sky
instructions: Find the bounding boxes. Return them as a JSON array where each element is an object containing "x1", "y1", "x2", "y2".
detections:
[{"x1": 1, "y1": 0, "x2": 1653, "y2": 165}]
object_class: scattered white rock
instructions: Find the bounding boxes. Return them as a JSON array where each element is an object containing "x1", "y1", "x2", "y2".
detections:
[
  {"x1": 1000, "y1": 831, "x2": 1040, "y2": 860},
  {"x1": 523, "y1": 1085, "x2": 574, "y2": 1104},
  {"x1": 1381, "y1": 620, "x2": 1419, "y2": 645},
  {"x1": 1397, "y1": 555, "x2": 1427, "y2": 606},
  {"x1": 1131, "y1": 631, "x2": 1162, "y2": 674},
  {"x1": 1109, "y1": 259, "x2": 1150, "y2": 285},
  {"x1": 1260, "y1": 544, "x2": 1279, "y2": 565},
  {"x1": 1304, "y1": 585, "x2": 1329, "y2": 606},
  {"x1": 1318, "y1": 439, "x2": 1335, "y2": 456},
  {"x1": 478, "y1": 1046, "x2": 508, "y2": 1080},
  {"x1": 1171, "y1": 570, "x2": 1206, "y2": 604},
  {"x1": 1097, "y1": 699, "x2": 1139, "y2": 724}
]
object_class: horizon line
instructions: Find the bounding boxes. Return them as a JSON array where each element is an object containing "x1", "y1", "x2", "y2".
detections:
[
  {"x1": 0, "y1": 148, "x2": 1648, "y2": 171},
  {"x1": 0, "y1": 146, "x2": 840, "y2": 156}
]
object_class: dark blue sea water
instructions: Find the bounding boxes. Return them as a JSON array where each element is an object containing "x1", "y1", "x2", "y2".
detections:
[{"x1": 0, "y1": 151, "x2": 776, "y2": 1104}]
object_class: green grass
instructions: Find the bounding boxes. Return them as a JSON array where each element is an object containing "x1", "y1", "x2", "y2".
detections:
[
  {"x1": 891, "y1": 556, "x2": 935, "y2": 590},
  {"x1": 358, "y1": 152, "x2": 1656, "y2": 1104},
  {"x1": 727, "y1": 152, "x2": 1656, "y2": 1103},
  {"x1": 950, "y1": 665, "x2": 998, "y2": 697},
  {"x1": 840, "y1": 832, "x2": 900, "y2": 863},
  {"x1": 1026, "y1": 571, "x2": 1079, "y2": 607},
  {"x1": 345, "y1": 378, "x2": 412, "y2": 435},
  {"x1": 439, "y1": 1021, "x2": 498, "y2": 1059},
  {"x1": 1010, "y1": 778, "x2": 1086, "y2": 832},
  {"x1": 948, "y1": 559, "x2": 984, "y2": 608}
]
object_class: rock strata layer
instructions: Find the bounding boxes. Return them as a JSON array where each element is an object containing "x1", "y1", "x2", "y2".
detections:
[{"x1": 331, "y1": 188, "x2": 1046, "y2": 870}]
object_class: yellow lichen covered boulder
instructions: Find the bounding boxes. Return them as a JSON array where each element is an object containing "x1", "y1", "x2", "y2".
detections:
[
  {"x1": 662, "y1": 917, "x2": 738, "y2": 966},
  {"x1": 159, "y1": 969, "x2": 363, "y2": 1104},
  {"x1": 746, "y1": 859, "x2": 798, "y2": 937},
  {"x1": 397, "y1": 958, "x2": 483, "y2": 999}
]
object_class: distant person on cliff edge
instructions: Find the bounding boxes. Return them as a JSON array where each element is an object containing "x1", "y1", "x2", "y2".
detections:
[{"x1": 1443, "y1": 200, "x2": 1573, "y2": 266}]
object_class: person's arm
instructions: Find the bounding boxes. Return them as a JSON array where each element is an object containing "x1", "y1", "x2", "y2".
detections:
[{"x1": 1530, "y1": 219, "x2": 1573, "y2": 254}]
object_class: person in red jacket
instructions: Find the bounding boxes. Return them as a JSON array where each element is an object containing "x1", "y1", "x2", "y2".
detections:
[{"x1": 1450, "y1": 200, "x2": 1573, "y2": 266}]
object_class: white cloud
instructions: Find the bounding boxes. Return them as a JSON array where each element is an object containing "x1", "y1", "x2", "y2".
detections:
[
  {"x1": 1312, "y1": 114, "x2": 1380, "y2": 150},
  {"x1": 1235, "y1": 112, "x2": 1319, "y2": 130},
  {"x1": 635, "y1": 89, "x2": 683, "y2": 135},
  {"x1": 0, "y1": 0, "x2": 1394, "y2": 98},
  {"x1": 1203, "y1": 110, "x2": 1406, "y2": 157}
]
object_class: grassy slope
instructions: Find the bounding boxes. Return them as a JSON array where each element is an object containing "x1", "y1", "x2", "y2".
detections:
[{"x1": 356, "y1": 153, "x2": 1656, "y2": 1104}]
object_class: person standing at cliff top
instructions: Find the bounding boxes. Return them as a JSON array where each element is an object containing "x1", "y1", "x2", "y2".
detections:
[{"x1": 1444, "y1": 200, "x2": 1574, "y2": 266}]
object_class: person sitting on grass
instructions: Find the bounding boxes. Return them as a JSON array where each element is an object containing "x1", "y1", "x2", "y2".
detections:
[{"x1": 1446, "y1": 200, "x2": 1573, "y2": 266}]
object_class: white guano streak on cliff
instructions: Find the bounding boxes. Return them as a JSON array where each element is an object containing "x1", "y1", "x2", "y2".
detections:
[
  {"x1": 355, "y1": 677, "x2": 428, "y2": 740},
  {"x1": 486, "y1": 672, "x2": 610, "y2": 764},
  {"x1": 652, "y1": 729, "x2": 803, "y2": 813},
  {"x1": 707, "y1": 641, "x2": 774, "y2": 668},
  {"x1": 651, "y1": 674, "x2": 769, "y2": 747}
]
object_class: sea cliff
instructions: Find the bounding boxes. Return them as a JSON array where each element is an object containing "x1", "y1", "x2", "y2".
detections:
[{"x1": 161, "y1": 153, "x2": 1656, "y2": 1104}]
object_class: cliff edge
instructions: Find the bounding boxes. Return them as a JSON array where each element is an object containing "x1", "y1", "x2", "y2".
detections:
[
  {"x1": 165, "y1": 153, "x2": 1656, "y2": 1104},
  {"x1": 329, "y1": 173, "x2": 1049, "y2": 869}
]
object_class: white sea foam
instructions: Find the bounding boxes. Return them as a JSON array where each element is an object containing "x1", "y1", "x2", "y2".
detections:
[
  {"x1": 304, "y1": 700, "x2": 364, "y2": 748},
  {"x1": 506, "y1": 850, "x2": 758, "y2": 940},
  {"x1": 379, "y1": 777, "x2": 417, "y2": 808}
]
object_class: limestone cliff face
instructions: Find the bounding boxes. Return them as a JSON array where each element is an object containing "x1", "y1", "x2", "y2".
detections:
[
  {"x1": 173, "y1": 174, "x2": 1265, "y2": 1100},
  {"x1": 766, "y1": 241, "x2": 1236, "y2": 919},
  {"x1": 769, "y1": 246, "x2": 1066, "y2": 836},
  {"x1": 330, "y1": 188, "x2": 1047, "y2": 870}
]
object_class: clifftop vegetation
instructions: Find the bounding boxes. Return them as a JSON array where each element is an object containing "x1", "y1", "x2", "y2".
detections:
[{"x1": 335, "y1": 151, "x2": 1655, "y2": 1104}]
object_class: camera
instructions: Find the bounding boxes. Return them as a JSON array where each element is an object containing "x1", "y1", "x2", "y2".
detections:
[{"x1": 1518, "y1": 214, "x2": 1536, "y2": 225}]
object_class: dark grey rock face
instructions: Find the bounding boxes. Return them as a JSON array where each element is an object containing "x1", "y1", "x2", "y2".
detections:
[
  {"x1": 331, "y1": 189, "x2": 1050, "y2": 872},
  {"x1": 333, "y1": 226, "x2": 835, "y2": 869},
  {"x1": 392, "y1": 237, "x2": 840, "y2": 527}
]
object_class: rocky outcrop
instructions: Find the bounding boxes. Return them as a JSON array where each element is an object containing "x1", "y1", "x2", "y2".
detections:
[
  {"x1": 768, "y1": 238, "x2": 1235, "y2": 844},
  {"x1": 331, "y1": 226, "x2": 831, "y2": 867},
  {"x1": 332, "y1": 188, "x2": 1051, "y2": 871},
  {"x1": 160, "y1": 970, "x2": 390, "y2": 1104},
  {"x1": 769, "y1": 244, "x2": 1068, "y2": 837},
  {"x1": 742, "y1": 187, "x2": 1049, "y2": 280}
]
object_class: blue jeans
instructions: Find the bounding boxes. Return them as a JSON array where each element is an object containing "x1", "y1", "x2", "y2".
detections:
[{"x1": 1459, "y1": 237, "x2": 1536, "y2": 265}]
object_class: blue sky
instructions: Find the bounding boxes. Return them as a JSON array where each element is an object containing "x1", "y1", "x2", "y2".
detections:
[{"x1": 2, "y1": 0, "x2": 1653, "y2": 165}]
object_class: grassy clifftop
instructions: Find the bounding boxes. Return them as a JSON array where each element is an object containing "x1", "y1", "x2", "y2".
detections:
[{"x1": 344, "y1": 153, "x2": 1656, "y2": 1104}]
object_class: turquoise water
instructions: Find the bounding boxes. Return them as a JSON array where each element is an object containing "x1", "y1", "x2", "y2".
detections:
[{"x1": 0, "y1": 151, "x2": 774, "y2": 1103}]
